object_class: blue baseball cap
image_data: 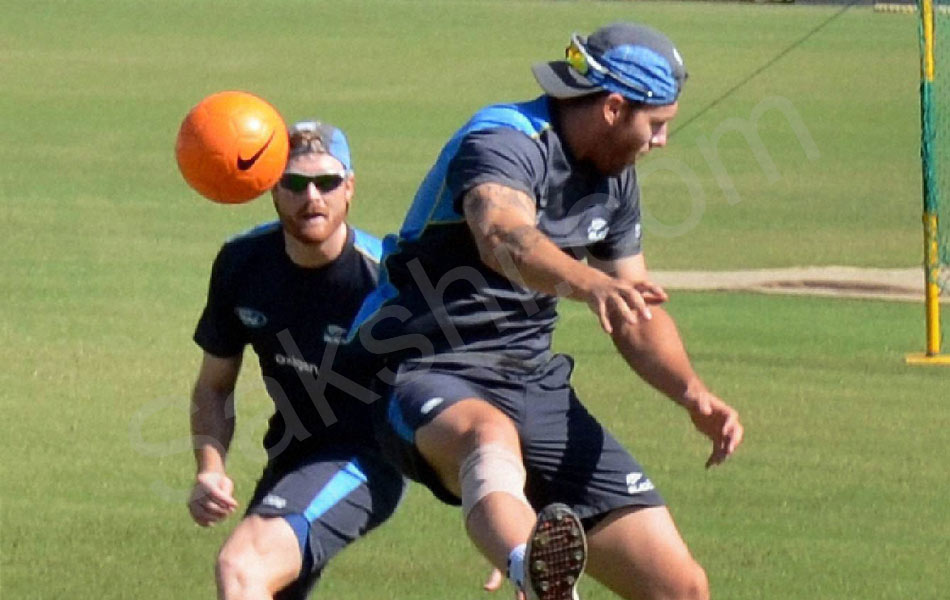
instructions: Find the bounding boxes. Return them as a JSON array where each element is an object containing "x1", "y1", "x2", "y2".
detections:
[
  {"x1": 285, "y1": 119, "x2": 353, "y2": 173},
  {"x1": 532, "y1": 22, "x2": 687, "y2": 106}
]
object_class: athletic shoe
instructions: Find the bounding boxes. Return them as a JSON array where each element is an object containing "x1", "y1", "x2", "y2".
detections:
[{"x1": 523, "y1": 503, "x2": 587, "y2": 600}]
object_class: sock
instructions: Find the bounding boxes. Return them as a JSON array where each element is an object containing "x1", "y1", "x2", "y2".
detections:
[{"x1": 507, "y1": 543, "x2": 527, "y2": 591}]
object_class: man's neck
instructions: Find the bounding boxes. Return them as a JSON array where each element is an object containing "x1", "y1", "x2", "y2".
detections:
[
  {"x1": 283, "y1": 224, "x2": 347, "y2": 268},
  {"x1": 553, "y1": 99, "x2": 595, "y2": 164}
]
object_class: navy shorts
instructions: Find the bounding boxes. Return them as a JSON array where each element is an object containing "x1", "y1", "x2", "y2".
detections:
[
  {"x1": 376, "y1": 353, "x2": 664, "y2": 527},
  {"x1": 246, "y1": 447, "x2": 405, "y2": 600}
]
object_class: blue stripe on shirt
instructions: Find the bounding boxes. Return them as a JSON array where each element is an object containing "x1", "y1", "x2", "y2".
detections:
[
  {"x1": 397, "y1": 96, "x2": 552, "y2": 243},
  {"x1": 352, "y1": 227, "x2": 383, "y2": 262},
  {"x1": 349, "y1": 97, "x2": 552, "y2": 334}
]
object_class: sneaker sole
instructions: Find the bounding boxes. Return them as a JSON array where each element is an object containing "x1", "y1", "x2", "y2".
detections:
[{"x1": 524, "y1": 503, "x2": 587, "y2": 600}]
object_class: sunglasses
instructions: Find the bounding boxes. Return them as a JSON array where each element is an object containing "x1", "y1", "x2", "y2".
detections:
[
  {"x1": 278, "y1": 171, "x2": 346, "y2": 194},
  {"x1": 565, "y1": 33, "x2": 655, "y2": 100}
]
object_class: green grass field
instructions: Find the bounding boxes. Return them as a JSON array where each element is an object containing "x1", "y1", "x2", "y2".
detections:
[{"x1": 2, "y1": 0, "x2": 948, "y2": 598}]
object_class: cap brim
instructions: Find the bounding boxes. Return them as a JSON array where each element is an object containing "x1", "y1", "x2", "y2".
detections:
[
  {"x1": 531, "y1": 61, "x2": 602, "y2": 98},
  {"x1": 283, "y1": 165, "x2": 320, "y2": 177},
  {"x1": 283, "y1": 164, "x2": 348, "y2": 177}
]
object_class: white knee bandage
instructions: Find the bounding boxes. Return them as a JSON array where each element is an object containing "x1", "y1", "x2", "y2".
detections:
[{"x1": 459, "y1": 443, "x2": 530, "y2": 519}]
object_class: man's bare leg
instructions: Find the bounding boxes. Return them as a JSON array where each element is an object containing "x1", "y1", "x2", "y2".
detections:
[
  {"x1": 586, "y1": 506, "x2": 708, "y2": 600},
  {"x1": 216, "y1": 515, "x2": 302, "y2": 600}
]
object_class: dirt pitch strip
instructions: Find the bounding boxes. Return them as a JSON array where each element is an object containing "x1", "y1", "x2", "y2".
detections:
[{"x1": 653, "y1": 266, "x2": 949, "y2": 302}]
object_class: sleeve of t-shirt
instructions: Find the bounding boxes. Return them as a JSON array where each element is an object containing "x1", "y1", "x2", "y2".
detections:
[
  {"x1": 193, "y1": 245, "x2": 246, "y2": 358},
  {"x1": 588, "y1": 168, "x2": 644, "y2": 261},
  {"x1": 446, "y1": 127, "x2": 545, "y2": 212}
]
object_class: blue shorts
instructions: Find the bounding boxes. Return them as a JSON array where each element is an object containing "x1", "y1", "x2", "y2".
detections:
[
  {"x1": 246, "y1": 447, "x2": 405, "y2": 599},
  {"x1": 376, "y1": 353, "x2": 664, "y2": 527}
]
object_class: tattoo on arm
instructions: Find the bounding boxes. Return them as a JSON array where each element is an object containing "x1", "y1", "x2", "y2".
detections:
[
  {"x1": 494, "y1": 224, "x2": 543, "y2": 256},
  {"x1": 463, "y1": 183, "x2": 535, "y2": 226},
  {"x1": 463, "y1": 183, "x2": 540, "y2": 259}
]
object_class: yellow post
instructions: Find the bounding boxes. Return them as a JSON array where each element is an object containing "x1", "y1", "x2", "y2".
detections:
[
  {"x1": 923, "y1": 0, "x2": 936, "y2": 82},
  {"x1": 907, "y1": 0, "x2": 950, "y2": 365}
]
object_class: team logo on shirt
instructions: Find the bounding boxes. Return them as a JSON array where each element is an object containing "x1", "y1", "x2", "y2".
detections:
[
  {"x1": 587, "y1": 218, "x2": 609, "y2": 242},
  {"x1": 626, "y1": 471, "x2": 655, "y2": 495},
  {"x1": 235, "y1": 307, "x2": 268, "y2": 328},
  {"x1": 323, "y1": 324, "x2": 348, "y2": 344}
]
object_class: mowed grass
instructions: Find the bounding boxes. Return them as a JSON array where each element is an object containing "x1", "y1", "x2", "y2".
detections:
[
  {"x1": 2, "y1": 0, "x2": 948, "y2": 598},
  {"x1": 5, "y1": 290, "x2": 947, "y2": 599},
  {"x1": 0, "y1": 0, "x2": 925, "y2": 267}
]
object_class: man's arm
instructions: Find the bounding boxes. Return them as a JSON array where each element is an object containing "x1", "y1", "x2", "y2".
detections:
[
  {"x1": 590, "y1": 253, "x2": 744, "y2": 467},
  {"x1": 462, "y1": 182, "x2": 664, "y2": 332},
  {"x1": 188, "y1": 351, "x2": 242, "y2": 526}
]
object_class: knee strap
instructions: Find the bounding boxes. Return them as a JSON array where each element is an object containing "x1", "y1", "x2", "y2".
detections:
[{"x1": 459, "y1": 443, "x2": 529, "y2": 518}]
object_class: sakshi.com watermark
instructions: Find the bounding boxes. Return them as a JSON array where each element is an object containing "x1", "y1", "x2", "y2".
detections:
[{"x1": 130, "y1": 94, "x2": 820, "y2": 502}]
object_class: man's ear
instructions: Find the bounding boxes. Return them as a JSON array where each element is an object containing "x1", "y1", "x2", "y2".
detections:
[
  {"x1": 602, "y1": 93, "x2": 627, "y2": 127},
  {"x1": 344, "y1": 174, "x2": 355, "y2": 213}
]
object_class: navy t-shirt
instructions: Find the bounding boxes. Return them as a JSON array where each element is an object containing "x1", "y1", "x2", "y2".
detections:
[
  {"x1": 194, "y1": 222, "x2": 384, "y2": 467},
  {"x1": 353, "y1": 95, "x2": 642, "y2": 365}
]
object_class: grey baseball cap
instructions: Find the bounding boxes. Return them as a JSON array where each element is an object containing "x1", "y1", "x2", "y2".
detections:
[{"x1": 532, "y1": 22, "x2": 687, "y2": 105}]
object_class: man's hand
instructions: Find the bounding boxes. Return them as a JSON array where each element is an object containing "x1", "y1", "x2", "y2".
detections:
[
  {"x1": 483, "y1": 567, "x2": 503, "y2": 592},
  {"x1": 483, "y1": 567, "x2": 527, "y2": 599},
  {"x1": 188, "y1": 471, "x2": 238, "y2": 526},
  {"x1": 585, "y1": 274, "x2": 668, "y2": 335},
  {"x1": 684, "y1": 391, "x2": 744, "y2": 468},
  {"x1": 463, "y1": 183, "x2": 667, "y2": 331}
]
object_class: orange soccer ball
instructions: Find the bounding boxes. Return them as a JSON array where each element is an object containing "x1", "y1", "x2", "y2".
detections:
[{"x1": 175, "y1": 91, "x2": 289, "y2": 204}]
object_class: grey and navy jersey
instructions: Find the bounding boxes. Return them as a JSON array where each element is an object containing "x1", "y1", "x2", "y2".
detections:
[
  {"x1": 194, "y1": 223, "x2": 384, "y2": 467},
  {"x1": 354, "y1": 95, "x2": 642, "y2": 363}
]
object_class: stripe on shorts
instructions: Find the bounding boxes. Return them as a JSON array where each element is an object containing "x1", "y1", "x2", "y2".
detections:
[{"x1": 302, "y1": 459, "x2": 369, "y2": 523}]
